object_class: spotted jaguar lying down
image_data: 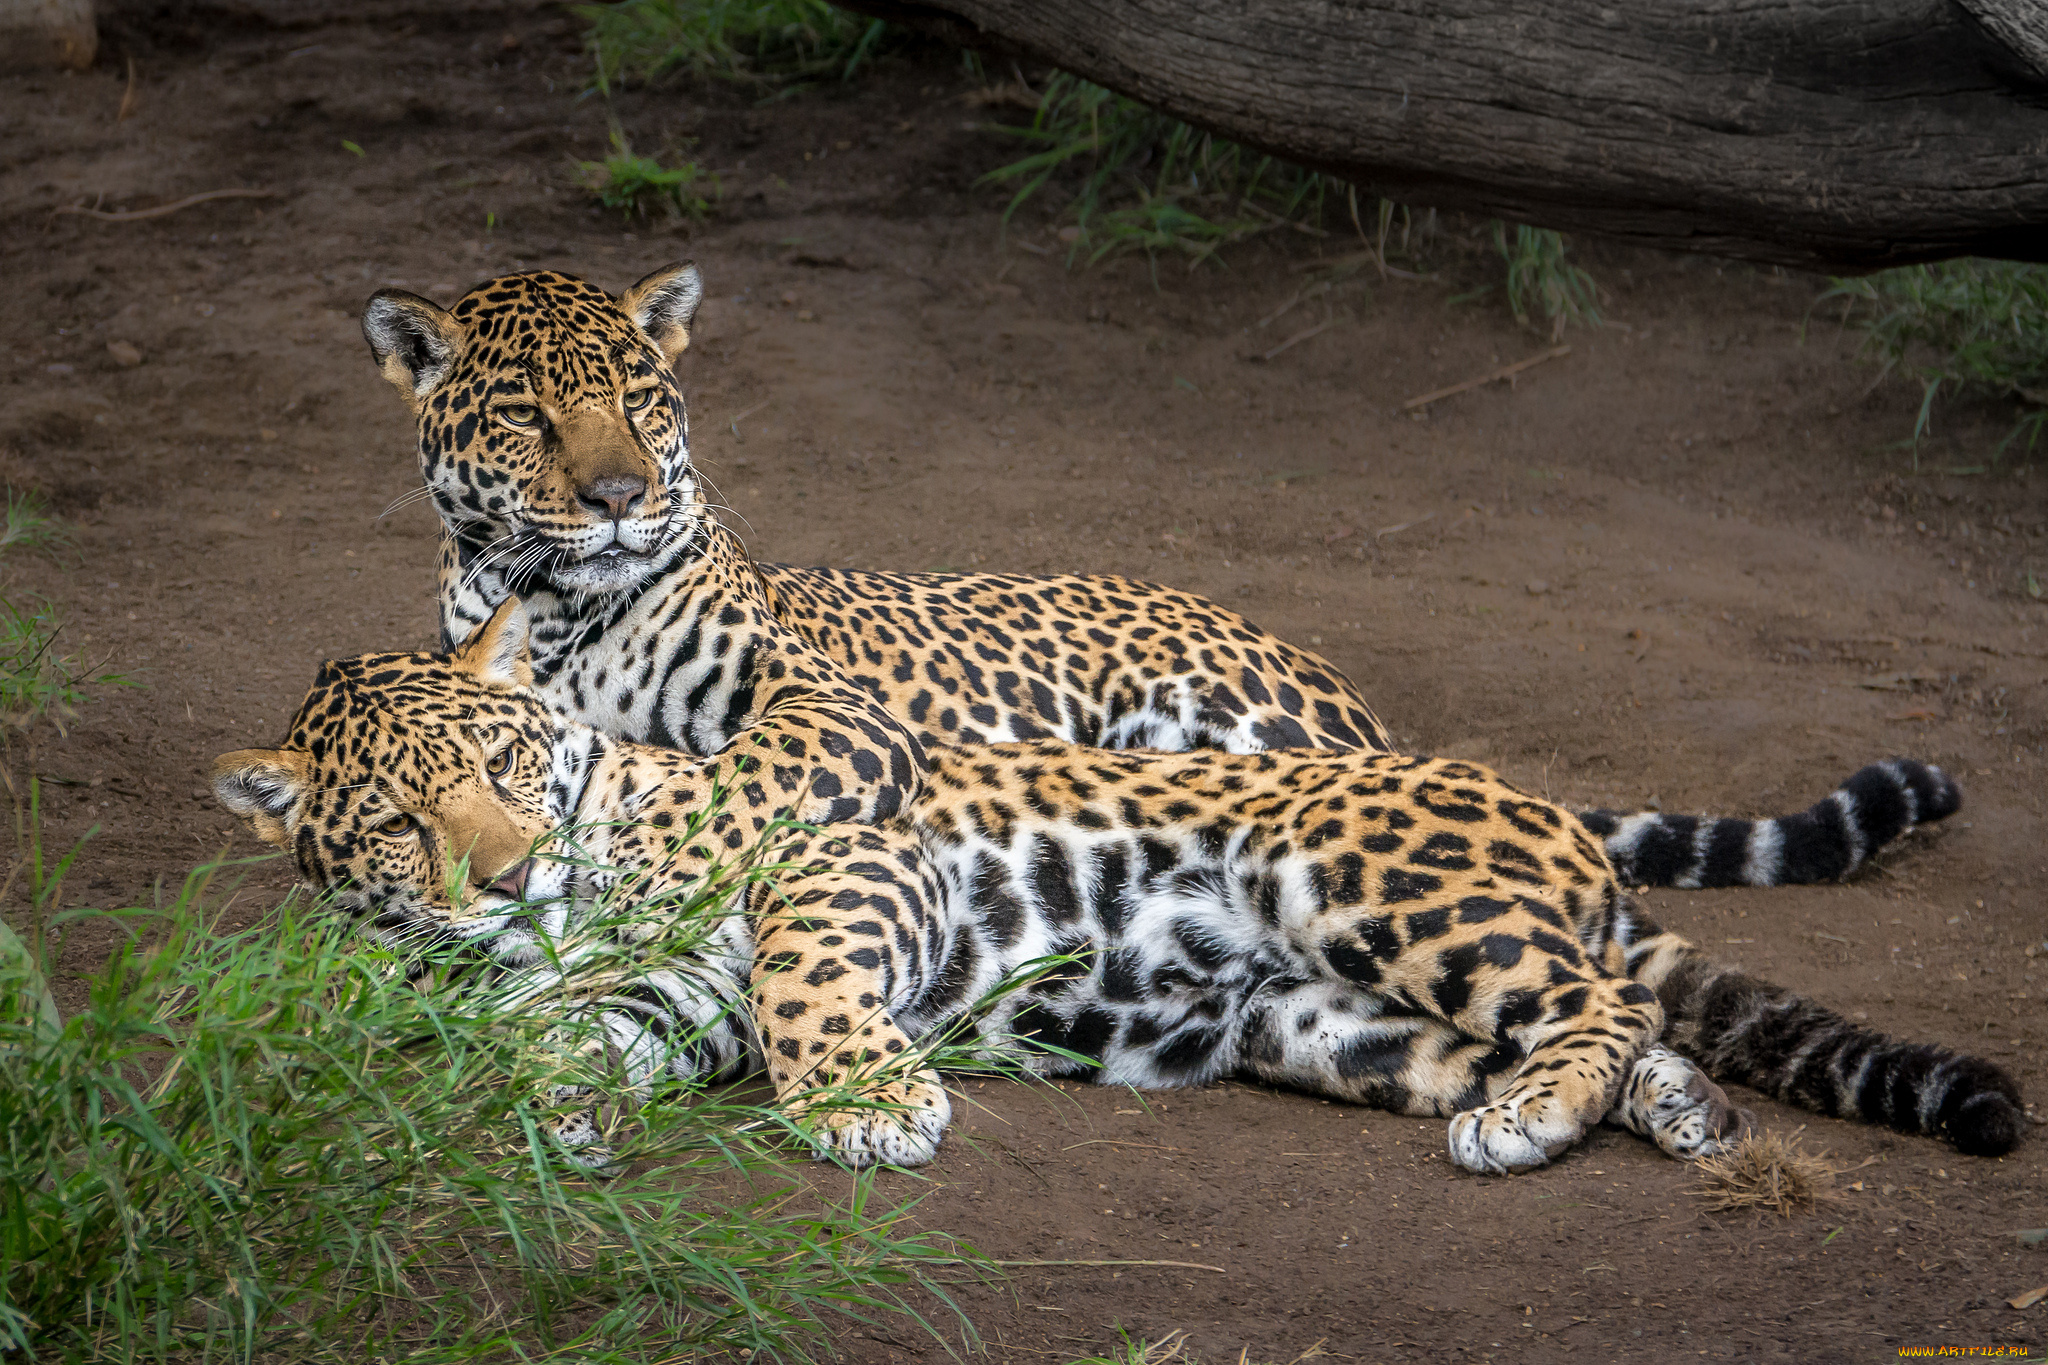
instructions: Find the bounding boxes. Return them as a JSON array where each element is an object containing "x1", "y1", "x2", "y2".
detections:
[{"x1": 214, "y1": 601, "x2": 2025, "y2": 1173}]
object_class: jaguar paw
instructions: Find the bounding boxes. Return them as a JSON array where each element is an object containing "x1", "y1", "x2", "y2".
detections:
[
  {"x1": 800, "y1": 1072, "x2": 952, "y2": 1169},
  {"x1": 1448, "y1": 1101, "x2": 1577, "y2": 1175},
  {"x1": 1608, "y1": 1046, "x2": 1758, "y2": 1162},
  {"x1": 542, "y1": 1102, "x2": 619, "y2": 1172}
]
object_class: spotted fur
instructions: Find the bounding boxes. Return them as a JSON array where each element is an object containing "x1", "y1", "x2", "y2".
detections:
[
  {"x1": 215, "y1": 603, "x2": 2025, "y2": 1171},
  {"x1": 362, "y1": 265, "x2": 1391, "y2": 760},
  {"x1": 362, "y1": 265, "x2": 1964, "y2": 889},
  {"x1": 211, "y1": 597, "x2": 929, "y2": 1164}
]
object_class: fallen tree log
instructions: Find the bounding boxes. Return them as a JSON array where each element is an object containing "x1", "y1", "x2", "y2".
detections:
[
  {"x1": 844, "y1": 0, "x2": 2048, "y2": 271},
  {"x1": 0, "y1": 0, "x2": 97, "y2": 73}
]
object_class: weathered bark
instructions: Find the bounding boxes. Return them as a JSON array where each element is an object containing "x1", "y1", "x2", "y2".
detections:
[
  {"x1": 1959, "y1": 0, "x2": 2048, "y2": 80},
  {"x1": 845, "y1": 0, "x2": 2048, "y2": 271},
  {"x1": 0, "y1": 0, "x2": 96, "y2": 73}
]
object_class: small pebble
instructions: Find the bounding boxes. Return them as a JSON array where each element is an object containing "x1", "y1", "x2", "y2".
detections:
[
  {"x1": 1525, "y1": 580, "x2": 1550, "y2": 595},
  {"x1": 107, "y1": 340, "x2": 142, "y2": 367}
]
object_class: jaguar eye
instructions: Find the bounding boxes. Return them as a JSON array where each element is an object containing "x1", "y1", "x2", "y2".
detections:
[
  {"x1": 623, "y1": 386, "x2": 656, "y2": 413},
  {"x1": 497, "y1": 402, "x2": 540, "y2": 428},
  {"x1": 377, "y1": 813, "x2": 414, "y2": 837},
  {"x1": 485, "y1": 749, "x2": 513, "y2": 778}
]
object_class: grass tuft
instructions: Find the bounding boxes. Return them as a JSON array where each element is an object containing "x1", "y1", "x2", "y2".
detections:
[
  {"x1": 1068, "y1": 1330, "x2": 1191, "y2": 1365},
  {"x1": 0, "y1": 489, "x2": 128, "y2": 732},
  {"x1": 978, "y1": 72, "x2": 1598, "y2": 326},
  {"x1": 1064, "y1": 1329, "x2": 1334, "y2": 1365},
  {"x1": 1492, "y1": 221, "x2": 1601, "y2": 340},
  {"x1": 980, "y1": 72, "x2": 1342, "y2": 270},
  {"x1": 0, "y1": 489, "x2": 69, "y2": 558},
  {"x1": 1822, "y1": 259, "x2": 2048, "y2": 457},
  {"x1": 0, "y1": 595, "x2": 130, "y2": 732},
  {"x1": 581, "y1": 0, "x2": 891, "y2": 88},
  {"x1": 580, "y1": 124, "x2": 718, "y2": 222},
  {"x1": 0, "y1": 811, "x2": 984, "y2": 1364},
  {"x1": 1689, "y1": 1129, "x2": 1840, "y2": 1217}
]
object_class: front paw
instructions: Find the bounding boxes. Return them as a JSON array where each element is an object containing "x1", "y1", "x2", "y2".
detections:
[
  {"x1": 1448, "y1": 1102, "x2": 1567, "y2": 1175},
  {"x1": 1607, "y1": 1046, "x2": 1757, "y2": 1161},
  {"x1": 801, "y1": 1073, "x2": 952, "y2": 1169},
  {"x1": 543, "y1": 1102, "x2": 619, "y2": 1171}
]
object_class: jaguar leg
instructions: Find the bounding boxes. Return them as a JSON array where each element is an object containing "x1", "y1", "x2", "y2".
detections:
[
  {"x1": 538, "y1": 1096, "x2": 617, "y2": 1169},
  {"x1": 1441, "y1": 967, "x2": 1666, "y2": 1175},
  {"x1": 526, "y1": 965, "x2": 758, "y2": 1169},
  {"x1": 1238, "y1": 980, "x2": 1525, "y2": 1115},
  {"x1": 748, "y1": 836, "x2": 952, "y2": 1168},
  {"x1": 1317, "y1": 889, "x2": 1666, "y2": 1175},
  {"x1": 1099, "y1": 674, "x2": 1394, "y2": 755}
]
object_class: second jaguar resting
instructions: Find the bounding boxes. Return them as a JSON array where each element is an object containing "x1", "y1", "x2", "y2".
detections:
[{"x1": 214, "y1": 601, "x2": 2027, "y2": 1174}]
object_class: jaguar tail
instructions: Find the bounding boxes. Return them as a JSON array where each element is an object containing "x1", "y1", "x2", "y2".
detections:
[
  {"x1": 1577, "y1": 759, "x2": 1959, "y2": 889},
  {"x1": 1615, "y1": 906, "x2": 2025, "y2": 1157}
]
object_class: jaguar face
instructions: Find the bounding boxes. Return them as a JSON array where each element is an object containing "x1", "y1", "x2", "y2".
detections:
[
  {"x1": 213, "y1": 602, "x2": 573, "y2": 949},
  {"x1": 362, "y1": 265, "x2": 706, "y2": 601}
]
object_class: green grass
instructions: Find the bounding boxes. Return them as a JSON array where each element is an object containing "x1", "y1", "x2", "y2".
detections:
[
  {"x1": 0, "y1": 489, "x2": 126, "y2": 732},
  {"x1": 980, "y1": 71, "x2": 1343, "y2": 270},
  {"x1": 1492, "y1": 221, "x2": 1601, "y2": 340},
  {"x1": 580, "y1": 125, "x2": 719, "y2": 221},
  {"x1": 979, "y1": 72, "x2": 1599, "y2": 328},
  {"x1": 581, "y1": 0, "x2": 890, "y2": 88},
  {"x1": 1067, "y1": 1331, "x2": 1190, "y2": 1365},
  {"x1": 0, "y1": 808, "x2": 989, "y2": 1364},
  {"x1": 1821, "y1": 259, "x2": 2048, "y2": 457},
  {"x1": 0, "y1": 489, "x2": 69, "y2": 558}
]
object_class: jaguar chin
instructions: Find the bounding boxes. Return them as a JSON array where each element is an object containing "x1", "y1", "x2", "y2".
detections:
[{"x1": 546, "y1": 539, "x2": 664, "y2": 596}]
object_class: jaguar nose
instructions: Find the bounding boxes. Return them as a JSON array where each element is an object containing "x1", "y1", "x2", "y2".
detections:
[
  {"x1": 577, "y1": 475, "x2": 647, "y2": 522},
  {"x1": 485, "y1": 858, "x2": 535, "y2": 902}
]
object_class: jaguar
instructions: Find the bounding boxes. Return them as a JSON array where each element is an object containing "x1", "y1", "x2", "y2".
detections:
[
  {"x1": 213, "y1": 600, "x2": 2026, "y2": 1172},
  {"x1": 361, "y1": 263, "x2": 1929, "y2": 893}
]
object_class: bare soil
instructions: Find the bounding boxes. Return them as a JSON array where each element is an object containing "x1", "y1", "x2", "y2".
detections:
[{"x1": 3, "y1": 5, "x2": 2046, "y2": 1362}]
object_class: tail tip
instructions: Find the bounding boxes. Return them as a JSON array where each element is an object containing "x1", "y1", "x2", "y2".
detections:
[
  {"x1": 1891, "y1": 757, "x2": 1962, "y2": 822},
  {"x1": 1946, "y1": 1089, "x2": 2026, "y2": 1157},
  {"x1": 1920, "y1": 761, "x2": 1963, "y2": 821}
]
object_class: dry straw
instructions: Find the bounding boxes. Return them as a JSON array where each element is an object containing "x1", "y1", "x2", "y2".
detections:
[{"x1": 1689, "y1": 1127, "x2": 1842, "y2": 1217}]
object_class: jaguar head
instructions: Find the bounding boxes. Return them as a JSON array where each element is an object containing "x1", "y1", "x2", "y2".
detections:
[
  {"x1": 213, "y1": 601, "x2": 575, "y2": 949},
  {"x1": 362, "y1": 264, "x2": 706, "y2": 600}
]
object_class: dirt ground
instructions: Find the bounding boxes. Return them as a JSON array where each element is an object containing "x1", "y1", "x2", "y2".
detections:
[{"x1": 4, "y1": 3, "x2": 2046, "y2": 1361}]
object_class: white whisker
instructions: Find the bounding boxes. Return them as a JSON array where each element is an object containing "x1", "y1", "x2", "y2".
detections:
[
  {"x1": 498, "y1": 543, "x2": 547, "y2": 589},
  {"x1": 698, "y1": 502, "x2": 757, "y2": 542},
  {"x1": 377, "y1": 484, "x2": 437, "y2": 521},
  {"x1": 694, "y1": 465, "x2": 731, "y2": 510},
  {"x1": 458, "y1": 533, "x2": 527, "y2": 597}
]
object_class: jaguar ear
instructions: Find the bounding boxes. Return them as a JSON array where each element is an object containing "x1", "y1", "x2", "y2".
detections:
[
  {"x1": 454, "y1": 597, "x2": 534, "y2": 689},
  {"x1": 362, "y1": 289, "x2": 464, "y2": 407},
  {"x1": 620, "y1": 262, "x2": 704, "y2": 366},
  {"x1": 213, "y1": 748, "x2": 309, "y2": 847}
]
